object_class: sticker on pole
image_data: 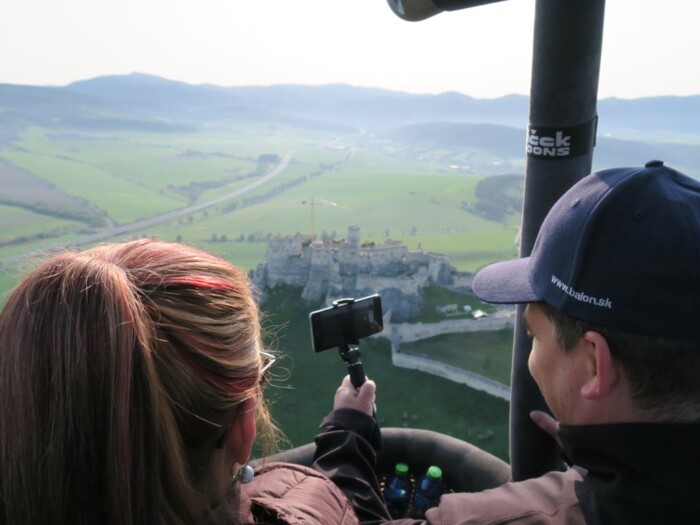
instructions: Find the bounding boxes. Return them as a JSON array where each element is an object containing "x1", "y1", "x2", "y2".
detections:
[{"x1": 526, "y1": 116, "x2": 597, "y2": 160}]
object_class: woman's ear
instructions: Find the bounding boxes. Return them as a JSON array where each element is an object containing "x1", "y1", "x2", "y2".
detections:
[
  {"x1": 227, "y1": 396, "x2": 257, "y2": 466},
  {"x1": 579, "y1": 330, "x2": 619, "y2": 400}
]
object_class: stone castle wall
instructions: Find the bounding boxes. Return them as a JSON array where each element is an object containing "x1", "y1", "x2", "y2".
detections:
[
  {"x1": 355, "y1": 274, "x2": 423, "y2": 296},
  {"x1": 388, "y1": 315, "x2": 515, "y2": 343},
  {"x1": 254, "y1": 226, "x2": 455, "y2": 321}
]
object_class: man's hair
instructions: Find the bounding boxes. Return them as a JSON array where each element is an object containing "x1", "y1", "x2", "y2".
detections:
[
  {"x1": 0, "y1": 239, "x2": 281, "y2": 525},
  {"x1": 538, "y1": 302, "x2": 700, "y2": 422}
]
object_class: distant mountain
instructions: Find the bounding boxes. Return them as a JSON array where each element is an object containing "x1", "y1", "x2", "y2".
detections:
[
  {"x1": 65, "y1": 75, "x2": 458, "y2": 130},
  {"x1": 2, "y1": 73, "x2": 700, "y2": 173},
  {"x1": 598, "y1": 96, "x2": 700, "y2": 138},
  {"x1": 63, "y1": 74, "x2": 700, "y2": 138},
  {"x1": 68, "y1": 73, "x2": 237, "y2": 105},
  {"x1": 1, "y1": 73, "x2": 698, "y2": 137}
]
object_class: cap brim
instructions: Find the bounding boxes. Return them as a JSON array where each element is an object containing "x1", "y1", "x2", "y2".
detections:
[{"x1": 472, "y1": 258, "x2": 539, "y2": 304}]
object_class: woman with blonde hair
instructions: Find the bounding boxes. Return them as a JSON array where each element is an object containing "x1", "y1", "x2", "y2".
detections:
[{"x1": 0, "y1": 239, "x2": 362, "y2": 525}]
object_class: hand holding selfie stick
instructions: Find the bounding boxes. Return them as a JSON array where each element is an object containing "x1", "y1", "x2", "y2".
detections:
[
  {"x1": 309, "y1": 295, "x2": 382, "y2": 444},
  {"x1": 339, "y1": 342, "x2": 377, "y2": 423}
]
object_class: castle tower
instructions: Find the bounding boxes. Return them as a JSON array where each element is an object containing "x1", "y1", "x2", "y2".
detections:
[{"x1": 347, "y1": 224, "x2": 360, "y2": 250}]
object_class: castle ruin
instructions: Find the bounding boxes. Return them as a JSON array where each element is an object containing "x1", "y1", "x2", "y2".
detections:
[{"x1": 253, "y1": 225, "x2": 456, "y2": 322}]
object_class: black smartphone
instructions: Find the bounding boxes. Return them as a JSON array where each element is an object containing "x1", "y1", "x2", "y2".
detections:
[{"x1": 309, "y1": 294, "x2": 383, "y2": 352}]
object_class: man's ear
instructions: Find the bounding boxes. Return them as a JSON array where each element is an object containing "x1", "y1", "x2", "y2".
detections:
[
  {"x1": 579, "y1": 331, "x2": 619, "y2": 400},
  {"x1": 227, "y1": 396, "x2": 257, "y2": 466}
]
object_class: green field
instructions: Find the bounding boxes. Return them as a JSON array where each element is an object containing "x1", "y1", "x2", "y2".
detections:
[
  {"x1": 0, "y1": 205, "x2": 83, "y2": 243},
  {"x1": 0, "y1": 126, "x2": 520, "y2": 273}
]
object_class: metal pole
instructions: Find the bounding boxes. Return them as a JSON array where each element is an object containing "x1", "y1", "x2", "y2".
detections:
[{"x1": 511, "y1": 0, "x2": 606, "y2": 481}]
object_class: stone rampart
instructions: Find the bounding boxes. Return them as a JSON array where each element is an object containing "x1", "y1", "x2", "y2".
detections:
[
  {"x1": 263, "y1": 255, "x2": 309, "y2": 288},
  {"x1": 377, "y1": 312, "x2": 515, "y2": 401},
  {"x1": 389, "y1": 316, "x2": 515, "y2": 343}
]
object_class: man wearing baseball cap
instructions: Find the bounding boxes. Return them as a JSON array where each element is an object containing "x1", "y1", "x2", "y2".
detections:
[
  {"x1": 313, "y1": 160, "x2": 700, "y2": 524},
  {"x1": 466, "y1": 159, "x2": 700, "y2": 523}
]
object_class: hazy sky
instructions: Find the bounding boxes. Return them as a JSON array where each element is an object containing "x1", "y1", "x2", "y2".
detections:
[{"x1": 3, "y1": 0, "x2": 699, "y2": 99}]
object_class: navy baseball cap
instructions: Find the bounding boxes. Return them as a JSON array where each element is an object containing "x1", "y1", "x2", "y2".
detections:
[{"x1": 472, "y1": 160, "x2": 700, "y2": 339}]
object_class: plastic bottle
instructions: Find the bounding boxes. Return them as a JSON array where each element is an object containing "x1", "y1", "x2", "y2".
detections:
[
  {"x1": 383, "y1": 462, "x2": 412, "y2": 519},
  {"x1": 412, "y1": 465, "x2": 445, "y2": 518}
]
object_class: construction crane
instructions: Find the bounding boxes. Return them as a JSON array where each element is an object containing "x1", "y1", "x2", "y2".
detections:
[{"x1": 301, "y1": 197, "x2": 338, "y2": 241}]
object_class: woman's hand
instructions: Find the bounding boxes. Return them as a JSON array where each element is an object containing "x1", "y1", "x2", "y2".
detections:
[{"x1": 333, "y1": 375, "x2": 376, "y2": 416}]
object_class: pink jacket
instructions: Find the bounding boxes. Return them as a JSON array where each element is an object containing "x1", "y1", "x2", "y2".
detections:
[{"x1": 240, "y1": 462, "x2": 360, "y2": 525}]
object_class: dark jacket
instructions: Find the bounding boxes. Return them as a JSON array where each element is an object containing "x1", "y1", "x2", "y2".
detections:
[
  {"x1": 313, "y1": 409, "x2": 700, "y2": 525},
  {"x1": 238, "y1": 462, "x2": 360, "y2": 525}
]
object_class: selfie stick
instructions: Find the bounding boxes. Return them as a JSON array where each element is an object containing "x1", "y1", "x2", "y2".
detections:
[
  {"x1": 330, "y1": 298, "x2": 367, "y2": 388},
  {"x1": 331, "y1": 298, "x2": 378, "y2": 424},
  {"x1": 338, "y1": 344, "x2": 366, "y2": 388}
]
